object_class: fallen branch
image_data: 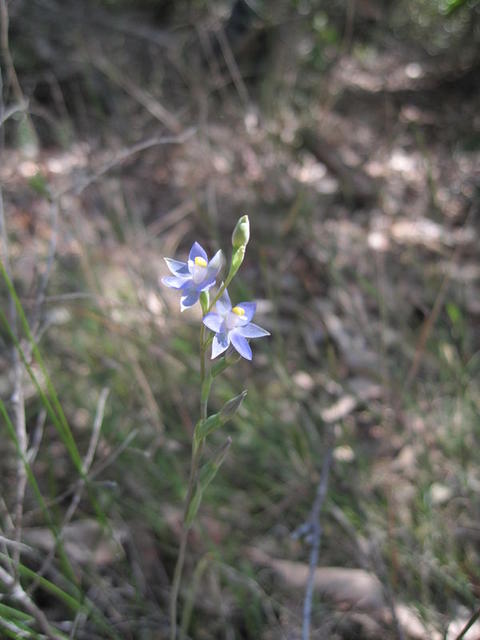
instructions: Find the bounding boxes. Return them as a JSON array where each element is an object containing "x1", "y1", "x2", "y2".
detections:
[
  {"x1": 57, "y1": 128, "x2": 196, "y2": 198},
  {"x1": 454, "y1": 605, "x2": 480, "y2": 640},
  {"x1": 0, "y1": 565, "x2": 64, "y2": 640},
  {"x1": 93, "y1": 54, "x2": 183, "y2": 134},
  {"x1": 0, "y1": 99, "x2": 28, "y2": 125},
  {"x1": 292, "y1": 444, "x2": 334, "y2": 640},
  {"x1": 27, "y1": 388, "x2": 110, "y2": 595}
]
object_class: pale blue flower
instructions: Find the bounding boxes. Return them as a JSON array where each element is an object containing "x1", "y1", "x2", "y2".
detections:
[
  {"x1": 162, "y1": 242, "x2": 223, "y2": 311},
  {"x1": 203, "y1": 288, "x2": 270, "y2": 360}
]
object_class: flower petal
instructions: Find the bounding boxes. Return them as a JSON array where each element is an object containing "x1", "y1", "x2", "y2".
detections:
[
  {"x1": 212, "y1": 332, "x2": 230, "y2": 359},
  {"x1": 162, "y1": 275, "x2": 189, "y2": 290},
  {"x1": 230, "y1": 331, "x2": 252, "y2": 360},
  {"x1": 180, "y1": 290, "x2": 199, "y2": 311},
  {"x1": 164, "y1": 257, "x2": 189, "y2": 276},
  {"x1": 198, "y1": 274, "x2": 218, "y2": 292},
  {"x1": 236, "y1": 322, "x2": 270, "y2": 339},
  {"x1": 189, "y1": 241, "x2": 208, "y2": 263},
  {"x1": 215, "y1": 287, "x2": 232, "y2": 316},
  {"x1": 203, "y1": 312, "x2": 224, "y2": 333},
  {"x1": 236, "y1": 301, "x2": 256, "y2": 323},
  {"x1": 206, "y1": 250, "x2": 223, "y2": 279}
]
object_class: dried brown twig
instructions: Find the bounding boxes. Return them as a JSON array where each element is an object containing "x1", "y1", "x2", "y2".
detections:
[
  {"x1": 93, "y1": 53, "x2": 183, "y2": 134},
  {"x1": 23, "y1": 427, "x2": 138, "y2": 525},
  {"x1": 0, "y1": 6, "x2": 62, "y2": 636},
  {"x1": 57, "y1": 128, "x2": 196, "y2": 198},
  {"x1": 214, "y1": 26, "x2": 250, "y2": 107},
  {"x1": 27, "y1": 388, "x2": 110, "y2": 596},
  {"x1": 292, "y1": 438, "x2": 334, "y2": 640},
  {"x1": 0, "y1": 0, "x2": 38, "y2": 150},
  {"x1": 0, "y1": 0, "x2": 28, "y2": 591},
  {"x1": 0, "y1": 565, "x2": 63, "y2": 640},
  {"x1": 404, "y1": 206, "x2": 474, "y2": 391}
]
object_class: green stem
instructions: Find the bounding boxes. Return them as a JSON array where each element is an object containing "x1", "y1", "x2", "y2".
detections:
[
  {"x1": 169, "y1": 447, "x2": 201, "y2": 640},
  {"x1": 207, "y1": 251, "x2": 242, "y2": 312},
  {"x1": 170, "y1": 325, "x2": 210, "y2": 640},
  {"x1": 180, "y1": 553, "x2": 211, "y2": 637}
]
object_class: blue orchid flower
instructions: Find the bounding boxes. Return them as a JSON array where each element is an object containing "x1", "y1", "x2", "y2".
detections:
[
  {"x1": 203, "y1": 288, "x2": 270, "y2": 360},
  {"x1": 162, "y1": 242, "x2": 223, "y2": 311}
]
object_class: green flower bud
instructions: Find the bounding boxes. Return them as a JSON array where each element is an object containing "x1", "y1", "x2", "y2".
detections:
[
  {"x1": 227, "y1": 245, "x2": 245, "y2": 282},
  {"x1": 232, "y1": 215, "x2": 250, "y2": 250},
  {"x1": 220, "y1": 390, "x2": 247, "y2": 421},
  {"x1": 194, "y1": 390, "x2": 247, "y2": 442}
]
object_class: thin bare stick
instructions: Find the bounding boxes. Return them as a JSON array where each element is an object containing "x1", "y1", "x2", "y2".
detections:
[
  {"x1": 404, "y1": 268, "x2": 451, "y2": 391},
  {"x1": 0, "y1": 495, "x2": 15, "y2": 575},
  {"x1": 292, "y1": 444, "x2": 334, "y2": 640},
  {"x1": 342, "y1": 0, "x2": 356, "y2": 53},
  {"x1": 3, "y1": 185, "x2": 35, "y2": 585},
  {"x1": 0, "y1": 0, "x2": 38, "y2": 149},
  {"x1": 0, "y1": 616, "x2": 31, "y2": 639},
  {"x1": 0, "y1": 99, "x2": 28, "y2": 125},
  {"x1": 329, "y1": 507, "x2": 406, "y2": 640},
  {"x1": 0, "y1": 565, "x2": 64, "y2": 640},
  {"x1": 31, "y1": 198, "x2": 59, "y2": 340},
  {"x1": 93, "y1": 54, "x2": 182, "y2": 133},
  {"x1": 404, "y1": 206, "x2": 474, "y2": 391},
  {"x1": 28, "y1": 388, "x2": 110, "y2": 594},
  {"x1": 0, "y1": 535, "x2": 32, "y2": 553},
  {"x1": 0, "y1": 0, "x2": 25, "y2": 106},
  {"x1": 454, "y1": 606, "x2": 480, "y2": 640},
  {"x1": 27, "y1": 408, "x2": 47, "y2": 464},
  {"x1": 24, "y1": 428, "x2": 138, "y2": 523},
  {"x1": 69, "y1": 608, "x2": 88, "y2": 640},
  {"x1": 59, "y1": 128, "x2": 195, "y2": 197},
  {"x1": 81, "y1": 387, "x2": 110, "y2": 474},
  {"x1": 11, "y1": 350, "x2": 27, "y2": 578},
  {"x1": 146, "y1": 198, "x2": 195, "y2": 236},
  {"x1": 78, "y1": 425, "x2": 136, "y2": 482},
  {"x1": 126, "y1": 345, "x2": 164, "y2": 434},
  {"x1": 369, "y1": 533, "x2": 406, "y2": 640},
  {"x1": 0, "y1": 61, "x2": 12, "y2": 301},
  {"x1": 0, "y1": 32, "x2": 28, "y2": 585},
  {"x1": 214, "y1": 27, "x2": 250, "y2": 107}
]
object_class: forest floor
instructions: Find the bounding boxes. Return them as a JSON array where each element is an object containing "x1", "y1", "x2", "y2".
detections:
[{"x1": 1, "y1": 2, "x2": 480, "y2": 639}]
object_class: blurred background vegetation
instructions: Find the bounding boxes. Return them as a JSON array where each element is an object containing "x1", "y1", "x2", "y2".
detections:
[{"x1": 1, "y1": 0, "x2": 479, "y2": 638}]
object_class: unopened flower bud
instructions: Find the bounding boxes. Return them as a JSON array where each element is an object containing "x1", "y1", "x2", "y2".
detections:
[
  {"x1": 220, "y1": 390, "x2": 247, "y2": 421},
  {"x1": 232, "y1": 215, "x2": 250, "y2": 250},
  {"x1": 194, "y1": 390, "x2": 247, "y2": 442}
]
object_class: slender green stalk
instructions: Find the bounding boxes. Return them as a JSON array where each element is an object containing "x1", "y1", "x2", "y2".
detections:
[
  {"x1": 169, "y1": 324, "x2": 210, "y2": 640},
  {"x1": 168, "y1": 221, "x2": 251, "y2": 638},
  {"x1": 206, "y1": 243, "x2": 246, "y2": 313},
  {"x1": 206, "y1": 265, "x2": 236, "y2": 313},
  {"x1": 180, "y1": 553, "x2": 211, "y2": 637}
]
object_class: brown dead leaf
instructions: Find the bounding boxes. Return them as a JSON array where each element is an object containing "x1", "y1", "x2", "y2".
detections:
[
  {"x1": 247, "y1": 548, "x2": 441, "y2": 639},
  {"x1": 247, "y1": 547, "x2": 384, "y2": 610},
  {"x1": 24, "y1": 519, "x2": 126, "y2": 566}
]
